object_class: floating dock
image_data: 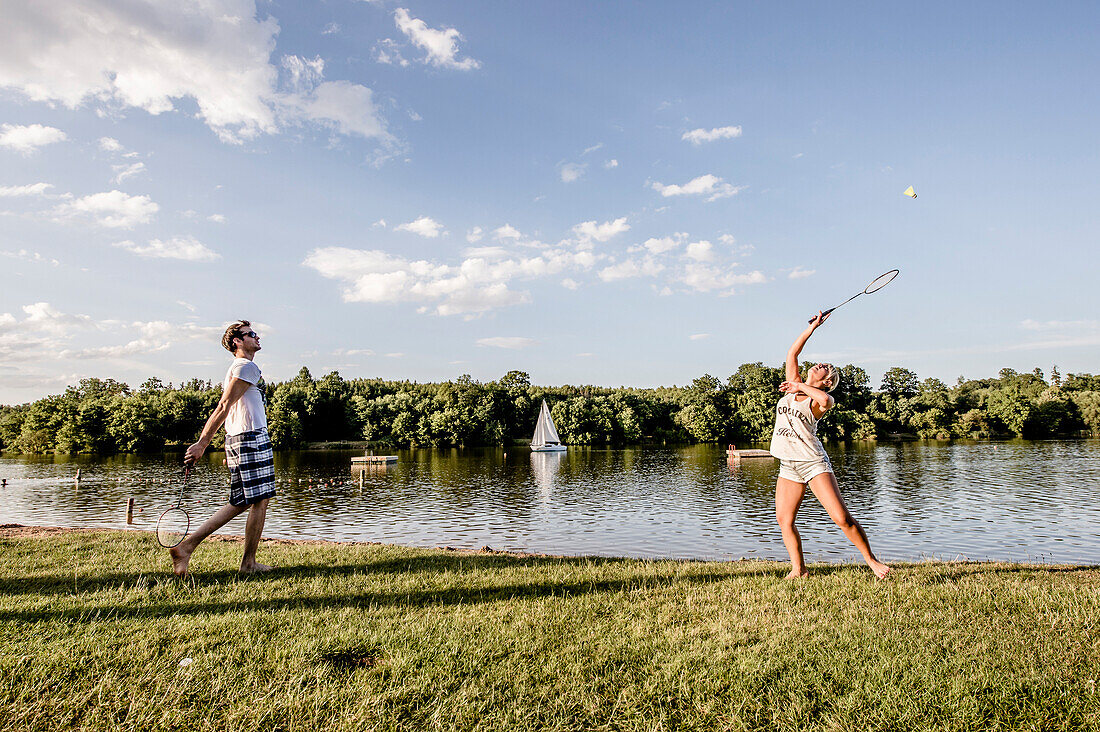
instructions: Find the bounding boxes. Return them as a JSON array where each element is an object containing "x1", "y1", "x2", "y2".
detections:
[
  {"x1": 351, "y1": 456, "x2": 398, "y2": 465},
  {"x1": 726, "y1": 445, "x2": 774, "y2": 461}
]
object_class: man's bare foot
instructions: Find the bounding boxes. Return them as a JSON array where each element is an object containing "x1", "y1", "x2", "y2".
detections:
[
  {"x1": 870, "y1": 560, "x2": 892, "y2": 580},
  {"x1": 785, "y1": 569, "x2": 809, "y2": 579},
  {"x1": 239, "y1": 561, "x2": 273, "y2": 574},
  {"x1": 169, "y1": 545, "x2": 192, "y2": 577}
]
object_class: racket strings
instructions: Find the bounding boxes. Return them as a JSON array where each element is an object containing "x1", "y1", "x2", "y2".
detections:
[
  {"x1": 863, "y1": 269, "x2": 899, "y2": 293},
  {"x1": 156, "y1": 507, "x2": 189, "y2": 548}
]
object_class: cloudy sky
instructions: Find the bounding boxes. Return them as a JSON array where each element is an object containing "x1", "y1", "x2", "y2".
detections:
[{"x1": 2, "y1": 1, "x2": 1099, "y2": 403}]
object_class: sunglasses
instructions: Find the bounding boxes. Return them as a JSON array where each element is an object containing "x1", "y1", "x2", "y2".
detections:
[{"x1": 238, "y1": 330, "x2": 258, "y2": 339}]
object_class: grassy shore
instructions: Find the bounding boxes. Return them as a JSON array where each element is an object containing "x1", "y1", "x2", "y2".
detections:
[{"x1": 1, "y1": 527, "x2": 1097, "y2": 731}]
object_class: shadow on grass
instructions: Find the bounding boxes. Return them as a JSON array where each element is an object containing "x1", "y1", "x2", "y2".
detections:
[{"x1": 1, "y1": 563, "x2": 765, "y2": 624}]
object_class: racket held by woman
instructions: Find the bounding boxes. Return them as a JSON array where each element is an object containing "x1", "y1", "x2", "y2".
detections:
[{"x1": 809, "y1": 269, "x2": 899, "y2": 323}]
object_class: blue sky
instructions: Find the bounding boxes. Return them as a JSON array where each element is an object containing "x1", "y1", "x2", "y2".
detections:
[{"x1": 2, "y1": 1, "x2": 1098, "y2": 403}]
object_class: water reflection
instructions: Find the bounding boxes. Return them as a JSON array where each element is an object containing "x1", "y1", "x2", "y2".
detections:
[{"x1": 2, "y1": 440, "x2": 1099, "y2": 563}]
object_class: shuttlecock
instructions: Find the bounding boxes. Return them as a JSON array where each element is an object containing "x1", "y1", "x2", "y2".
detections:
[{"x1": 903, "y1": 186, "x2": 917, "y2": 199}]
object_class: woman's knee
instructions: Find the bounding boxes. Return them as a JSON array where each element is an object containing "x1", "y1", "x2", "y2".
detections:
[{"x1": 832, "y1": 511, "x2": 857, "y2": 531}]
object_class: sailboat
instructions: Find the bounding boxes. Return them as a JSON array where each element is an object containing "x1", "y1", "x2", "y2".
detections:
[{"x1": 531, "y1": 399, "x2": 567, "y2": 452}]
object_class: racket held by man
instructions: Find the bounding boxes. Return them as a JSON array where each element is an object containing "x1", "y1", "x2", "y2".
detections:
[{"x1": 155, "y1": 466, "x2": 192, "y2": 548}]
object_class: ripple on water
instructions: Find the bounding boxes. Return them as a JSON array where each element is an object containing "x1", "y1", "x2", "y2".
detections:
[{"x1": 2, "y1": 441, "x2": 1099, "y2": 563}]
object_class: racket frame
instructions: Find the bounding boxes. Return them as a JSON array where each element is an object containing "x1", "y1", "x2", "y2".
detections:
[
  {"x1": 809, "y1": 269, "x2": 899, "y2": 323},
  {"x1": 155, "y1": 466, "x2": 192, "y2": 548}
]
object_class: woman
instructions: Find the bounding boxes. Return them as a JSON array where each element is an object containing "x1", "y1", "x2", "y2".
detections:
[{"x1": 770, "y1": 312, "x2": 891, "y2": 579}]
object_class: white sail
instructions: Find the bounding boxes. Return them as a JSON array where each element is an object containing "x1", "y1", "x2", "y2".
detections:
[{"x1": 531, "y1": 400, "x2": 565, "y2": 449}]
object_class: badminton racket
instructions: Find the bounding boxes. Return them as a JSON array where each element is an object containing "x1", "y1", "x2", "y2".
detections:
[
  {"x1": 155, "y1": 466, "x2": 192, "y2": 548},
  {"x1": 809, "y1": 269, "x2": 899, "y2": 323}
]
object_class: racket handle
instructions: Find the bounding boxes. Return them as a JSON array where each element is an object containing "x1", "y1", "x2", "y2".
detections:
[{"x1": 807, "y1": 308, "x2": 835, "y2": 324}]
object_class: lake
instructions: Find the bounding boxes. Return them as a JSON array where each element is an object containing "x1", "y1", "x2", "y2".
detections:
[{"x1": 2, "y1": 440, "x2": 1099, "y2": 564}]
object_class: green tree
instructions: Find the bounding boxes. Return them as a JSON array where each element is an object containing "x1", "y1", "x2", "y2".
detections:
[{"x1": 880, "y1": 367, "x2": 919, "y2": 398}]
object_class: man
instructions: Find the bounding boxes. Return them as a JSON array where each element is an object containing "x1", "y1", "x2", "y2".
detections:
[{"x1": 171, "y1": 320, "x2": 276, "y2": 576}]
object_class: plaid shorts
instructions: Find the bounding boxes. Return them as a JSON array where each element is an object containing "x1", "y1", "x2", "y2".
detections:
[{"x1": 225, "y1": 428, "x2": 276, "y2": 507}]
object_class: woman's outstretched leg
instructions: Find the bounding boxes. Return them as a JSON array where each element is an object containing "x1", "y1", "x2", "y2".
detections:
[
  {"x1": 775, "y1": 477, "x2": 809, "y2": 578},
  {"x1": 807, "y1": 472, "x2": 891, "y2": 579}
]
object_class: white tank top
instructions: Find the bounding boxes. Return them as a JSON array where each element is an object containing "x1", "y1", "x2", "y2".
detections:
[{"x1": 769, "y1": 393, "x2": 827, "y2": 460}]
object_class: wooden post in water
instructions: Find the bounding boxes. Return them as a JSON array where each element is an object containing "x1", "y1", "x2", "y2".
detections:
[{"x1": 125, "y1": 497, "x2": 135, "y2": 524}]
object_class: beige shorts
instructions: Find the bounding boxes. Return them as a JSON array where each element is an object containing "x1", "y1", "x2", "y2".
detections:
[{"x1": 778, "y1": 454, "x2": 833, "y2": 484}]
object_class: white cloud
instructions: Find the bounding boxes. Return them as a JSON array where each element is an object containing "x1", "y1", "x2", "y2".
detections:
[
  {"x1": 112, "y1": 162, "x2": 146, "y2": 184},
  {"x1": 53, "y1": 190, "x2": 158, "y2": 229},
  {"x1": 207, "y1": 214, "x2": 226, "y2": 223},
  {"x1": 560, "y1": 162, "x2": 586, "y2": 183},
  {"x1": 476, "y1": 337, "x2": 536, "y2": 350},
  {"x1": 684, "y1": 240, "x2": 715, "y2": 262},
  {"x1": 3, "y1": 302, "x2": 93, "y2": 337},
  {"x1": 681, "y1": 125, "x2": 742, "y2": 145},
  {"x1": 0, "y1": 182, "x2": 54, "y2": 197},
  {"x1": 372, "y1": 218, "x2": 387, "y2": 228},
  {"x1": 689, "y1": 333, "x2": 711, "y2": 341},
  {"x1": 393, "y1": 8, "x2": 481, "y2": 70},
  {"x1": 0, "y1": 124, "x2": 67, "y2": 153},
  {"x1": 581, "y1": 142, "x2": 603, "y2": 156},
  {"x1": 0, "y1": 2, "x2": 389, "y2": 144},
  {"x1": 561, "y1": 278, "x2": 580, "y2": 290},
  {"x1": 303, "y1": 243, "x2": 596, "y2": 317},
  {"x1": 463, "y1": 246, "x2": 509, "y2": 259},
  {"x1": 635, "y1": 234, "x2": 686, "y2": 255},
  {"x1": 0, "y1": 249, "x2": 59, "y2": 266},
  {"x1": 395, "y1": 215, "x2": 445, "y2": 238},
  {"x1": 680, "y1": 263, "x2": 766, "y2": 294},
  {"x1": 98, "y1": 137, "x2": 122, "y2": 152},
  {"x1": 373, "y1": 38, "x2": 409, "y2": 67},
  {"x1": 572, "y1": 217, "x2": 630, "y2": 244},
  {"x1": 604, "y1": 159, "x2": 619, "y2": 169},
  {"x1": 466, "y1": 226, "x2": 483, "y2": 242},
  {"x1": 1020, "y1": 319, "x2": 1100, "y2": 331},
  {"x1": 598, "y1": 257, "x2": 665, "y2": 282},
  {"x1": 788, "y1": 267, "x2": 815, "y2": 279},
  {"x1": 113, "y1": 235, "x2": 220, "y2": 262},
  {"x1": 651, "y1": 174, "x2": 745, "y2": 202},
  {"x1": 177, "y1": 300, "x2": 197, "y2": 313},
  {"x1": 493, "y1": 224, "x2": 523, "y2": 241},
  {"x1": 321, "y1": 22, "x2": 340, "y2": 36},
  {"x1": 61, "y1": 339, "x2": 169, "y2": 360}
]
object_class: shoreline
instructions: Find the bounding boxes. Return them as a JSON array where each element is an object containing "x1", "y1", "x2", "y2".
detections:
[{"x1": 4, "y1": 523, "x2": 1095, "y2": 569}]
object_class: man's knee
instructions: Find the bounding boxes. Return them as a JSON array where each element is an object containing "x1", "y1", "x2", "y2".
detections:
[{"x1": 776, "y1": 512, "x2": 796, "y2": 530}]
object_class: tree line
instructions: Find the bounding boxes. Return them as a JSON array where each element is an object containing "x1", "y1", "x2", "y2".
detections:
[{"x1": 1, "y1": 364, "x2": 1098, "y2": 455}]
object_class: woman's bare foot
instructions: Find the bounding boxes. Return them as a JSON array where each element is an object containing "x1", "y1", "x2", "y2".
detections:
[
  {"x1": 785, "y1": 568, "x2": 809, "y2": 579},
  {"x1": 239, "y1": 561, "x2": 273, "y2": 574},
  {"x1": 870, "y1": 560, "x2": 892, "y2": 580},
  {"x1": 169, "y1": 545, "x2": 192, "y2": 577}
]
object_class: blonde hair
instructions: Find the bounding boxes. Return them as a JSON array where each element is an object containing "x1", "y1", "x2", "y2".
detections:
[
  {"x1": 221, "y1": 320, "x2": 251, "y2": 353},
  {"x1": 823, "y1": 364, "x2": 840, "y2": 393}
]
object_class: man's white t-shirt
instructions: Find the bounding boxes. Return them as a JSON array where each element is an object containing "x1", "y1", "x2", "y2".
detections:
[{"x1": 223, "y1": 357, "x2": 267, "y2": 436}]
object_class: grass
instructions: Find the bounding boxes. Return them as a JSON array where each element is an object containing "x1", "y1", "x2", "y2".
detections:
[{"x1": 1, "y1": 528, "x2": 1097, "y2": 731}]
